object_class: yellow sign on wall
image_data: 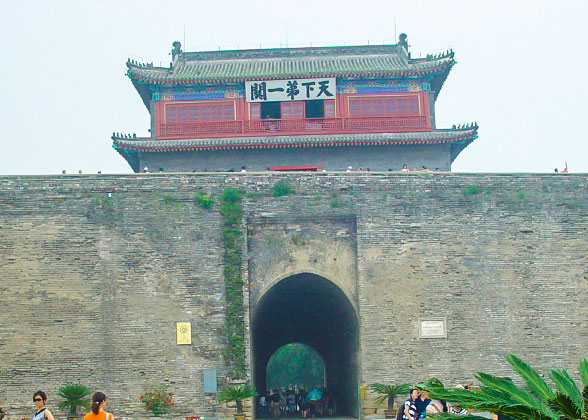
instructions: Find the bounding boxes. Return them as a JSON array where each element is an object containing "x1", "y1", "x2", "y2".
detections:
[{"x1": 176, "y1": 322, "x2": 192, "y2": 345}]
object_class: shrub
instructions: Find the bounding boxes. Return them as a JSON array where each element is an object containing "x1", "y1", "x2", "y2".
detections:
[
  {"x1": 57, "y1": 385, "x2": 91, "y2": 416},
  {"x1": 271, "y1": 180, "x2": 295, "y2": 197},
  {"x1": 194, "y1": 192, "x2": 214, "y2": 210},
  {"x1": 139, "y1": 387, "x2": 174, "y2": 416}
]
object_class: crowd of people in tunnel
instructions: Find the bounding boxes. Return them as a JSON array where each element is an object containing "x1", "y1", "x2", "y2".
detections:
[{"x1": 257, "y1": 388, "x2": 336, "y2": 419}]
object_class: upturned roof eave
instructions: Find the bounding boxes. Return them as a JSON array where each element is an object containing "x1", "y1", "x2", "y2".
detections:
[
  {"x1": 112, "y1": 129, "x2": 478, "y2": 153},
  {"x1": 126, "y1": 62, "x2": 454, "y2": 87}
]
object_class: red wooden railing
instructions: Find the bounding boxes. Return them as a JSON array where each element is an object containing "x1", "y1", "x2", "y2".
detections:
[{"x1": 158, "y1": 116, "x2": 429, "y2": 138}]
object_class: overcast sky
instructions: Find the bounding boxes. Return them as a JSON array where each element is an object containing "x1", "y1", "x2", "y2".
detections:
[{"x1": 1, "y1": 0, "x2": 586, "y2": 175}]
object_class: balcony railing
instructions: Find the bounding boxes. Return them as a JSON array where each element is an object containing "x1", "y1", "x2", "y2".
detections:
[{"x1": 158, "y1": 116, "x2": 429, "y2": 138}]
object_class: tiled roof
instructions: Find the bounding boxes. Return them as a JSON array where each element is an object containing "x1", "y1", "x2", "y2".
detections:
[
  {"x1": 112, "y1": 126, "x2": 477, "y2": 153},
  {"x1": 127, "y1": 45, "x2": 455, "y2": 84}
]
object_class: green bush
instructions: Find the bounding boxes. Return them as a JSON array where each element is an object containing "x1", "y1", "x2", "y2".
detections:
[
  {"x1": 194, "y1": 192, "x2": 214, "y2": 210},
  {"x1": 139, "y1": 386, "x2": 174, "y2": 416},
  {"x1": 272, "y1": 180, "x2": 295, "y2": 197}
]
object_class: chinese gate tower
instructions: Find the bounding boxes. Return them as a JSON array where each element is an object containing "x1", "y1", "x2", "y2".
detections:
[{"x1": 113, "y1": 35, "x2": 478, "y2": 172}]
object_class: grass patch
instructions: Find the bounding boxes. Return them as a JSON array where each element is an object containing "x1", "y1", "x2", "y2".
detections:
[{"x1": 291, "y1": 234, "x2": 305, "y2": 246}]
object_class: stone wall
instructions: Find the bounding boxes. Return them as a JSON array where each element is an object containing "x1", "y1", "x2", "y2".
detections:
[{"x1": 0, "y1": 172, "x2": 587, "y2": 419}]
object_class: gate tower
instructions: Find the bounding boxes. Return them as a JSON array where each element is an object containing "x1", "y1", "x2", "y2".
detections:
[{"x1": 113, "y1": 34, "x2": 478, "y2": 173}]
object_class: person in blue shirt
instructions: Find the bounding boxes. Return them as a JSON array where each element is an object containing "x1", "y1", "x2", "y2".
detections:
[{"x1": 414, "y1": 389, "x2": 431, "y2": 419}]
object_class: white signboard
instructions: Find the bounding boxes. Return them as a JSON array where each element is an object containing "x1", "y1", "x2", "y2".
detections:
[
  {"x1": 418, "y1": 318, "x2": 447, "y2": 339},
  {"x1": 245, "y1": 78, "x2": 336, "y2": 102}
]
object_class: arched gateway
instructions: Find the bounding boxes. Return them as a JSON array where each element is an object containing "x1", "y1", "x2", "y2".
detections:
[{"x1": 252, "y1": 273, "x2": 360, "y2": 417}]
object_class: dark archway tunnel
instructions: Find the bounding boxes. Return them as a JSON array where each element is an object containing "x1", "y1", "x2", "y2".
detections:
[{"x1": 252, "y1": 273, "x2": 359, "y2": 417}]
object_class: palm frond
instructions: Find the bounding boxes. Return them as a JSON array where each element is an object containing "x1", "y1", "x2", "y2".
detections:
[
  {"x1": 417, "y1": 378, "x2": 445, "y2": 389},
  {"x1": 218, "y1": 384, "x2": 256, "y2": 403},
  {"x1": 370, "y1": 383, "x2": 410, "y2": 406},
  {"x1": 547, "y1": 392, "x2": 581, "y2": 420},
  {"x1": 507, "y1": 354, "x2": 555, "y2": 400},
  {"x1": 56, "y1": 385, "x2": 92, "y2": 400},
  {"x1": 476, "y1": 372, "x2": 545, "y2": 411},
  {"x1": 582, "y1": 386, "x2": 588, "y2": 420},
  {"x1": 549, "y1": 369, "x2": 583, "y2": 414},
  {"x1": 578, "y1": 359, "x2": 588, "y2": 388}
]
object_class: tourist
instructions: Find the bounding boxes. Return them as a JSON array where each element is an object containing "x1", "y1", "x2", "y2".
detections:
[
  {"x1": 401, "y1": 164, "x2": 409, "y2": 172},
  {"x1": 402, "y1": 389, "x2": 419, "y2": 420},
  {"x1": 562, "y1": 162, "x2": 568, "y2": 173},
  {"x1": 271, "y1": 390, "x2": 281, "y2": 419},
  {"x1": 84, "y1": 392, "x2": 114, "y2": 420},
  {"x1": 298, "y1": 389, "x2": 308, "y2": 418},
  {"x1": 447, "y1": 385, "x2": 468, "y2": 415},
  {"x1": 425, "y1": 397, "x2": 444, "y2": 416},
  {"x1": 259, "y1": 393, "x2": 269, "y2": 418},
  {"x1": 31, "y1": 391, "x2": 55, "y2": 420},
  {"x1": 415, "y1": 389, "x2": 431, "y2": 418}
]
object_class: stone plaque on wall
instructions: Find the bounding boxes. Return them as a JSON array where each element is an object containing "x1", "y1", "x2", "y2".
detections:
[{"x1": 418, "y1": 318, "x2": 447, "y2": 339}]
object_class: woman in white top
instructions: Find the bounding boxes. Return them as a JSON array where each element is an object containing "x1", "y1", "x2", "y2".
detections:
[{"x1": 31, "y1": 391, "x2": 55, "y2": 420}]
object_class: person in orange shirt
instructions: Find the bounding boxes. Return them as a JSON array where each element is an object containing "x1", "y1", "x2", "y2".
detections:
[{"x1": 84, "y1": 392, "x2": 114, "y2": 420}]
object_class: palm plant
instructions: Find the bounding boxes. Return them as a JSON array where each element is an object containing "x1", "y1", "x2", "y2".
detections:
[
  {"x1": 57, "y1": 385, "x2": 92, "y2": 416},
  {"x1": 418, "y1": 354, "x2": 588, "y2": 420},
  {"x1": 371, "y1": 383, "x2": 411, "y2": 411},
  {"x1": 218, "y1": 384, "x2": 256, "y2": 414}
]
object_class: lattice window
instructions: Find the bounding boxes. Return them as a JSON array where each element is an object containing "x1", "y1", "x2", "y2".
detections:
[
  {"x1": 281, "y1": 102, "x2": 304, "y2": 119},
  {"x1": 349, "y1": 96, "x2": 420, "y2": 116},
  {"x1": 324, "y1": 100, "x2": 335, "y2": 117},
  {"x1": 250, "y1": 103, "x2": 261, "y2": 119},
  {"x1": 165, "y1": 102, "x2": 235, "y2": 122}
]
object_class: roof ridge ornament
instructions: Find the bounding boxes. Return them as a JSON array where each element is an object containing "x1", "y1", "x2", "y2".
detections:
[
  {"x1": 398, "y1": 33, "x2": 409, "y2": 52},
  {"x1": 172, "y1": 41, "x2": 183, "y2": 62}
]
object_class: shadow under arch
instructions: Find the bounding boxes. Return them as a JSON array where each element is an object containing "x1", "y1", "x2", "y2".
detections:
[{"x1": 252, "y1": 272, "x2": 359, "y2": 417}]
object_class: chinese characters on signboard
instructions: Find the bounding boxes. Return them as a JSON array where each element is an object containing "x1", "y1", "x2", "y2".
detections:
[{"x1": 245, "y1": 78, "x2": 336, "y2": 103}]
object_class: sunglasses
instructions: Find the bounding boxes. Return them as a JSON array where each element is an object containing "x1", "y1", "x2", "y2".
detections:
[{"x1": 33, "y1": 398, "x2": 43, "y2": 402}]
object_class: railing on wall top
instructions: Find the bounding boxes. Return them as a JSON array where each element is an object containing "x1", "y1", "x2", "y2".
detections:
[{"x1": 158, "y1": 116, "x2": 429, "y2": 138}]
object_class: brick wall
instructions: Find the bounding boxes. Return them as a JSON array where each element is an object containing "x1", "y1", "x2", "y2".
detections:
[{"x1": 0, "y1": 173, "x2": 586, "y2": 418}]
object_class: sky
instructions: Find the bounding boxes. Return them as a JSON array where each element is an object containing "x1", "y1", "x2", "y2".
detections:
[{"x1": 1, "y1": 0, "x2": 587, "y2": 175}]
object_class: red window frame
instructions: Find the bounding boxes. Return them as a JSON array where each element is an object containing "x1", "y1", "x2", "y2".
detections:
[
  {"x1": 348, "y1": 95, "x2": 420, "y2": 116},
  {"x1": 281, "y1": 102, "x2": 304, "y2": 119},
  {"x1": 165, "y1": 101, "x2": 235, "y2": 122}
]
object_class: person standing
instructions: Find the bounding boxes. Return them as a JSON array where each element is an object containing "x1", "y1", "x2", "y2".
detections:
[
  {"x1": 84, "y1": 392, "x2": 114, "y2": 420},
  {"x1": 271, "y1": 389, "x2": 281, "y2": 420},
  {"x1": 402, "y1": 389, "x2": 419, "y2": 420},
  {"x1": 31, "y1": 391, "x2": 55, "y2": 420},
  {"x1": 415, "y1": 389, "x2": 431, "y2": 418}
]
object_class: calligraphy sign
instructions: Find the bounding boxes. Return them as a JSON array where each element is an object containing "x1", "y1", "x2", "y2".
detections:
[{"x1": 245, "y1": 78, "x2": 336, "y2": 102}]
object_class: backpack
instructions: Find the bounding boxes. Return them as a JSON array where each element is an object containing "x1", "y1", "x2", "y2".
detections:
[{"x1": 396, "y1": 403, "x2": 405, "y2": 420}]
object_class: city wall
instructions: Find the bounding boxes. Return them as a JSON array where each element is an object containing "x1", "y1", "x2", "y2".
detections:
[{"x1": 0, "y1": 172, "x2": 587, "y2": 418}]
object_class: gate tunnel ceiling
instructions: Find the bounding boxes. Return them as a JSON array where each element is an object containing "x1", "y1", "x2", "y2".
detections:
[{"x1": 252, "y1": 273, "x2": 359, "y2": 417}]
